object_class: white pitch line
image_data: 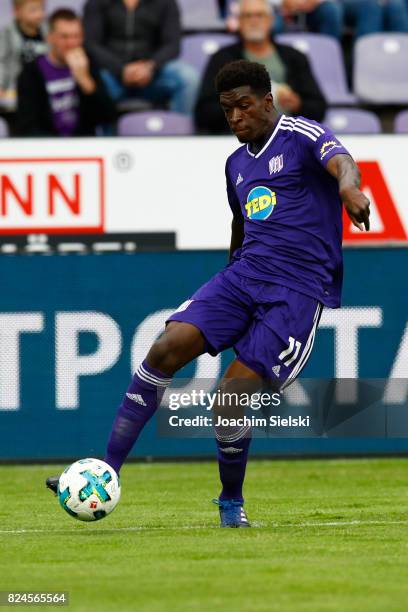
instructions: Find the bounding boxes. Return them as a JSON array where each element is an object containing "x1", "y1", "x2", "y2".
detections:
[
  {"x1": 0, "y1": 526, "x2": 215, "y2": 534},
  {"x1": 275, "y1": 519, "x2": 408, "y2": 528},
  {"x1": 0, "y1": 519, "x2": 407, "y2": 534}
]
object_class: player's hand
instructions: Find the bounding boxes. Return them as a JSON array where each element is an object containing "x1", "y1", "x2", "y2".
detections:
[{"x1": 342, "y1": 187, "x2": 370, "y2": 231}]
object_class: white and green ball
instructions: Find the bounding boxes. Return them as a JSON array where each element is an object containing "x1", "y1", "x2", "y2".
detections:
[{"x1": 57, "y1": 458, "x2": 121, "y2": 522}]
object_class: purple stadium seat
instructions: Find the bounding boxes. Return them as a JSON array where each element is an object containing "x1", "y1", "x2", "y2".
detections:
[
  {"x1": 177, "y1": 0, "x2": 225, "y2": 30},
  {"x1": 324, "y1": 108, "x2": 381, "y2": 134},
  {"x1": 118, "y1": 111, "x2": 194, "y2": 136},
  {"x1": 354, "y1": 34, "x2": 408, "y2": 104},
  {"x1": 181, "y1": 33, "x2": 237, "y2": 76},
  {"x1": 276, "y1": 33, "x2": 357, "y2": 106},
  {"x1": 46, "y1": 0, "x2": 86, "y2": 14},
  {"x1": 394, "y1": 110, "x2": 408, "y2": 133}
]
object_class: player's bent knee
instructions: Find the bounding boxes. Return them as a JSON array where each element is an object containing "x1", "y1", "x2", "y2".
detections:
[
  {"x1": 213, "y1": 360, "x2": 265, "y2": 419},
  {"x1": 146, "y1": 322, "x2": 205, "y2": 374}
]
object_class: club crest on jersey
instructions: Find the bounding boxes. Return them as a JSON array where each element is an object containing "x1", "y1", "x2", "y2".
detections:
[
  {"x1": 269, "y1": 154, "x2": 283, "y2": 175},
  {"x1": 320, "y1": 140, "x2": 342, "y2": 160},
  {"x1": 245, "y1": 186, "x2": 276, "y2": 220}
]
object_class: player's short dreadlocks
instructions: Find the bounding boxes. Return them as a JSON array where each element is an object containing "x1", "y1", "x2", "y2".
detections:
[{"x1": 215, "y1": 60, "x2": 271, "y2": 97}]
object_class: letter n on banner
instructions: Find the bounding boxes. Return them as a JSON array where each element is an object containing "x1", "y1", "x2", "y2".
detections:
[{"x1": 342, "y1": 161, "x2": 407, "y2": 242}]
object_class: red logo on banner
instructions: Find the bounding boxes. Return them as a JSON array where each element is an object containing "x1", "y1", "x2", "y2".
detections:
[
  {"x1": 0, "y1": 157, "x2": 105, "y2": 234},
  {"x1": 343, "y1": 161, "x2": 406, "y2": 242}
]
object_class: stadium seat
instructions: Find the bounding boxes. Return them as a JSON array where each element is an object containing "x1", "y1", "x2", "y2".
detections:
[
  {"x1": 394, "y1": 110, "x2": 408, "y2": 133},
  {"x1": 324, "y1": 108, "x2": 381, "y2": 134},
  {"x1": 354, "y1": 34, "x2": 408, "y2": 104},
  {"x1": 178, "y1": 0, "x2": 225, "y2": 31},
  {"x1": 181, "y1": 33, "x2": 237, "y2": 77},
  {"x1": 276, "y1": 33, "x2": 357, "y2": 106},
  {"x1": 46, "y1": 0, "x2": 86, "y2": 14},
  {"x1": 0, "y1": 117, "x2": 9, "y2": 137},
  {"x1": 118, "y1": 111, "x2": 194, "y2": 136}
]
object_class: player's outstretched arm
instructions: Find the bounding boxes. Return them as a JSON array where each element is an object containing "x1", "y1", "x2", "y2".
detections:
[
  {"x1": 326, "y1": 154, "x2": 370, "y2": 231},
  {"x1": 229, "y1": 216, "x2": 245, "y2": 262}
]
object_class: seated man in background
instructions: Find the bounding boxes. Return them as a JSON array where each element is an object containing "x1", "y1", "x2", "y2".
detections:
[
  {"x1": 16, "y1": 9, "x2": 116, "y2": 136},
  {"x1": 0, "y1": 0, "x2": 48, "y2": 111},
  {"x1": 227, "y1": 0, "x2": 342, "y2": 38},
  {"x1": 196, "y1": 0, "x2": 326, "y2": 134},
  {"x1": 83, "y1": 0, "x2": 199, "y2": 115}
]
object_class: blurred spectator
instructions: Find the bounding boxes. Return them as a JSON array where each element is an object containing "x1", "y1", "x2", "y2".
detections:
[
  {"x1": 0, "y1": 0, "x2": 48, "y2": 111},
  {"x1": 196, "y1": 0, "x2": 326, "y2": 134},
  {"x1": 83, "y1": 0, "x2": 199, "y2": 115},
  {"x1": 284, "y1": 0, "x2": 343, "y2": 38},
  {"x1": 16, "y1": 9, "x2": 116, "y2": 136},
  {"x1": 227, "y1": 0, "x2": 342, "y2": 37},
  {"x1": 227, "y1": 0, "x2": 408, "y2": 39},
  {"x1": 339, "y1": 0, "x2": 408, "y2": 37}
]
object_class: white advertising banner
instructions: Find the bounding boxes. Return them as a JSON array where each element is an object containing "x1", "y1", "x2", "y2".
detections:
[{"x1": 0, "y1": 135, "x2": 406, "y2": 247}]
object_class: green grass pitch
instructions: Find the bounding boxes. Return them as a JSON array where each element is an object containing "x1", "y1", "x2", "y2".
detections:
[{"x1": 1, "y1": 458, "x2": 408, "y2": 611}]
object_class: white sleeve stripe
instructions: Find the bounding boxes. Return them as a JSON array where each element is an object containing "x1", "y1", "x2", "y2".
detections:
[
  {"x1": 295, "y1": 118, "x2": 325, "y2": 137},
  {"x1": 279, "y1": 124, "x2": 295, "y2": 132},
  {"x1": 282, "y1": 115, "x2": 325, "y2": 135},
  {"x1": 280, "y1": 124, "x2": 317, "y2": 142},
  {"x1": 293, "y1": 126, "x2": 318, "y2": 141},
  {"x1": 281, "y1": 116, "x2": 325, "y2": 137},
  {"x1": 296, "y1": 118, "x2": 325, "y2": 135},
  {"x1": 281, "y1": 118, "x2": 322, "y2": 139}
]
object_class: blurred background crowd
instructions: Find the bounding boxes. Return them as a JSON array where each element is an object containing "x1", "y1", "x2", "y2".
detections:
[{"x1": 0, "y1": 0, "x2": 407, "y2": 137}]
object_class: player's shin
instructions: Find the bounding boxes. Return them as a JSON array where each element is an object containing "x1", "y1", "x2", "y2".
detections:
[
  {"x1": 213, "y1": 378, "x2": 259, "y2": 503},
  {"x1": 104, "y1": 360, "x2": 172, "y2": 474},
  {"x1": 215, "y1": 424, "x2": 252, "y2": 503}
]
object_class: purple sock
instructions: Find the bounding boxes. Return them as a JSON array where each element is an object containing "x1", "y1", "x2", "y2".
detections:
[
  {"x1": 215, "y1": 425, "x2": 252, "y2": 503},
  {"x1": 104, "y1": 360, "x2": 172, "y2": 474}
]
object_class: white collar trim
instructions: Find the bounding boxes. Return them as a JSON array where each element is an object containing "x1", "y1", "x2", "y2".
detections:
[{"x1": 246, "y1": 114, "x2": 284, "y2": 159}]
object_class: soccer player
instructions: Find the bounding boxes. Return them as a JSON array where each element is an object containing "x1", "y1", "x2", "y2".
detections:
[{"x1": 46, "y1": 60, "x2": 370, "y2": 527}]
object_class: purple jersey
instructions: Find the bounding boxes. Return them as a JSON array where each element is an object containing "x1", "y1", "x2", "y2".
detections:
[
  {"x1": 37, "y1": 56, "x2": 80, "y2": 136},
  {"x1": 226, "y1": 114, "x2": 350, "y2": 308}
]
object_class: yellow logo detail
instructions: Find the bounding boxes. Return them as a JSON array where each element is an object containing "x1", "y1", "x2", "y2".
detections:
[
  {"x1": 245, "y1": 189, "x2": 276, "y2": 219},
  {"x1": 320, "y1": 140, "x2": 337, "y2": 156}
]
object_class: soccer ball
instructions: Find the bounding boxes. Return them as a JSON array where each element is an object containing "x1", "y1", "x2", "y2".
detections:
[{"x1": 57, "y1": 458, "x2": 121, "y2": 522}]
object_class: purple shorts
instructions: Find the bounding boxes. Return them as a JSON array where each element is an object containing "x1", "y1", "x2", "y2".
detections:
[{"x1": 167, "y1": 266, "x2": 323, "y2": 387}]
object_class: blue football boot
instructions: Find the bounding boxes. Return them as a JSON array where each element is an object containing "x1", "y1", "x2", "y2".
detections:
[{"x1": 213, "y1": 499, "x2": 251, "y2": 528}]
